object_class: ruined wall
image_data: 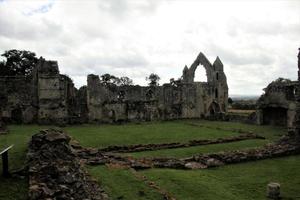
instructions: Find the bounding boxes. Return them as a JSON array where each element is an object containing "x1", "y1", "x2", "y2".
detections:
[
  {"x1": 87, "y1": 74, "x2": 163, "y2": 123},
  {"x1": 294, "y1": 49, "x2": 300, "y2": 137},
  {"x1": 87, "y1": 52, "x2": 228, "y2": 123},
  {"x1": 71, "y1": 86, "x2": 89, "y2": 123},
  {"x1": 182, "y1": 52, "x2": 228, "y2": 115},
  {"x1": 256, "y1": 49, "x2": 300, "y2": 130},
  {"x1": 36, "y1": 58, "x2": 78, "y2": 125},
  {"x1": 0, "y1": 58, "x2": 85, "y2": 125},
  {"x1": 0, "y1": 76, "x2": 38, "y2": 123},
  {"x1": 257, "y1": 79, "x2": 298, "y2": 128},
  {"x1": 1, "y1": 51, "x2": 228, "y2": 124}
]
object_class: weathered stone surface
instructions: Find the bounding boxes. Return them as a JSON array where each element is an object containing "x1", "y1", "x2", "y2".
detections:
[
  {"x1": 27, "y1": 129, "x2": 107, "y2": 200},
  {"x1": 267, "y1": 182, "x2": 280, "y2": 199},
  {"x1": 87, "y1": 52, "x2": 228, "y2": 123},
  {"x1": 205, "y1": 158, "x2": 223, "y2": 167},
  {"x1": 0, "y1": 120, "x2": 7, "y2": 135},
  {"x1": 297, "y1": 48, "x2": 300, "y2": 72},
  {"x1": 1, "y1": 51, "x2": 227, "y2": 125},
  {"x1": 184, "y1": 162, "x2": 207, "y2": 169},
  {"x1": 256, "y1": 78, "x2": 297, "y2": 128}
]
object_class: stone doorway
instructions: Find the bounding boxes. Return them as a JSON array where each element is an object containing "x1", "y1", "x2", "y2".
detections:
[
  {"x1": 208, "y1": 102, "x2": 221, "y2": 115},
  {"x1": 262, "y1": 107, "x2": 287, "y2": 126},
  {"x1": 11, "y1": 107, "x2": 23, "y2": 124}
]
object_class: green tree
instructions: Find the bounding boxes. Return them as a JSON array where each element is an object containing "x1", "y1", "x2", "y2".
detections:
[
  {"x1": 146, "y1": 73, "x2": 160, "y2": 86},
  {"x1": 0, "y1": 49, "x2": 38, "y2": 76},
  {"x1": 119, "y1": 76, "x2": 133, "y2": 86},
  {"x1": 101, "y1": 73, "x2": 115, "y2": 85},
  {"x1": 100, "y1": 73, "x2": 120, "y2": 85}
]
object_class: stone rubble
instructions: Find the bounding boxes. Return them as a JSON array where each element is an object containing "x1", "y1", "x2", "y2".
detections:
[{"x1": 27, "y1": 129, "x2": 108, "y2": 200}]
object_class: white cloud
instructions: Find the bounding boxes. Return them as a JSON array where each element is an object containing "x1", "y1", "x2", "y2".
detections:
[{"x1": 0, "y1": 0, "x2": 299, "y2": 95}]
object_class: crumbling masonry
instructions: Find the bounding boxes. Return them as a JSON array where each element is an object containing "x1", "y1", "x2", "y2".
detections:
[
  {"x1": 0, "y1": 52, "x2": 228, "y2": 124},
  {"x1": 256, "y1": 49, "x2": 300, "y2": 133}
]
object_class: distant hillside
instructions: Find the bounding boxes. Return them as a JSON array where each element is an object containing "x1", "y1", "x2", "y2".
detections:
[{"x1": 230, "y1": 94, "x2": 260, "y2": 101}]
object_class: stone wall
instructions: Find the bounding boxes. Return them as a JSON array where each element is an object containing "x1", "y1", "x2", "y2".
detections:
[
  {"x1": 87, "y1": 52, "x2": 228, "y2": 123},
  {"x1": 36, "y1": 58, "x2": 84, "y2": 125},
  {"x1": 0, "y1": 57, "x2": 86, "y2": 125},
  {"x1": 0, "y1": 75, "x2": 38, "y2": 123},
  {"x1": 256, "y1": 78, "x2": 298, "y2": 128},
  {"x1": 1, "y1": 51, "x2": 228, "y2": 124}
]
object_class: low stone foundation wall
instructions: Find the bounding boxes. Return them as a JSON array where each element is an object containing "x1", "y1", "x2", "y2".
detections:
[
  {"x1": 78, "y1": 134, "x2": 300, "y2": 170},
  {"x1": 97, "y1": 133, "x2": 265, "y2": 153},
  {"x1": 27, "y1": 129, "x2": 108, "y2": 200}
]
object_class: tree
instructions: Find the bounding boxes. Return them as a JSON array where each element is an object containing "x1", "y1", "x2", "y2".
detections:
[
  {"x1": 146, "y1": 73, "x2": 160, "y2": 86},
  {"x1": 119, "y1": 76, "x2": 133, "y2": 86},
  {"x1": 228, "y1": 97, "x2": 233, "y2": 104},
  {"x1": 0, "y1": 49, "x2": 38, "y2": 76},
  {"x1": 100, "y1": 74, "x2": 133, "y2": 86},
  {"x1": 100, "y1": 73, "x2": 119, "y2": 85}
]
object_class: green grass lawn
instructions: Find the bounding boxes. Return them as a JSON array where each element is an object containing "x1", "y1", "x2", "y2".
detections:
[
  {"x1": 63, "y1": 121, "x2": 242, "y2": 148},
  {"x1": 88, "y1": 166, "x2": 164, "y2": 200},
  {"x1": 141, "y1": 155, "x2": 300, "y2": 200},
  {"x1": 0, "y1": 120, "x2": 293, "y2": 200}
]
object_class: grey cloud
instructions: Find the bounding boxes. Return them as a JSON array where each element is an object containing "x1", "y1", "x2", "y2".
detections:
[
  {"x1": 0, "y1": 10, "x2": 62, "y2": 41},
  {"x1": 98, "y1": 0, "x2": 161, "y2": 19},
  {"x1": 227, "y1": 18, "x2": 300, "y2": 39},
  {"x1": 85, "y1": 54, "x2": 148, "y2": 69},
  {"x1": 208, "y1": 44, "x2": 274, "y2": 66},
  {"x1": 0, "y1": 0, "x2": 299, "y2": 95},
  {"x1": 60, "y1": 52, "x2": 149, "y2": 77}
]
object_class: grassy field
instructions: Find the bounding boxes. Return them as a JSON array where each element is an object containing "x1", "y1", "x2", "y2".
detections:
[
  {"x1": 141, "y1": 155, "x2": 300, "y2": 200},
  {"x1": 227, "y1": 109, "x2": 255, "y2": 116},
  {"x1": 1, "y1": 120, "x2": 299, "y2": 200}
]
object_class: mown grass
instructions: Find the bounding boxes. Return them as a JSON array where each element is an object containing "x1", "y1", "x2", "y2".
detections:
[
  {"x1": 88, "y1": 166, "x2": 164, "y2": 200},
  {"x1": 0, "y1": 120, "x2": 290, "y2": 200},
  {"x1": 63, "y1": 120, "x2": 286, "y2": 148},
  {"x1": 63, "y1": 121, "x2": 240, "y2": 148},
  {"x1": 141, "y1": 155, "x2": 300, "y2": 200},
  {"x1": 182, "y1": 120, "x2": 285, "y2": 141}
]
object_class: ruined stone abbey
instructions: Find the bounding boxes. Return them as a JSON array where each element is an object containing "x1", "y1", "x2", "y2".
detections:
[{"x1": 0, "y1": 52, "x2": 228, "y2": 125}]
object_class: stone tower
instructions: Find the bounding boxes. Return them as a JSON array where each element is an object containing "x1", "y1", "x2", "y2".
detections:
[{"x1": 36, "y1": 58, "x2": 69, "y2": 125}]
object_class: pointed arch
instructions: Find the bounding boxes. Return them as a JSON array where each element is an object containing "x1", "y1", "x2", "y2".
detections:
[
  {"x1": 208, "y1": 101, "x2": 221, "y2": 115},
  {"x1": 182, "y1": 52, "x2": 214, "y2": 83}
]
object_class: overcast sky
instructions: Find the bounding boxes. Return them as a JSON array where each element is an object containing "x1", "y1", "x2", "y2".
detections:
[{"x1": 0, "y1": 0, "x2": 299, "y2": 95}]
